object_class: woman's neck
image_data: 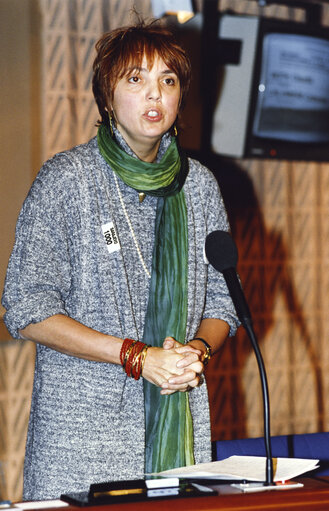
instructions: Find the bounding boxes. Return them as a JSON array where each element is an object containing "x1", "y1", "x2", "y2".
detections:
[
  {"x1": 112, "y1": 125, "x2": 171, "y2": 163},
  {"x1": 134, "y1": 140, "x2": 161, "y2": 162}
]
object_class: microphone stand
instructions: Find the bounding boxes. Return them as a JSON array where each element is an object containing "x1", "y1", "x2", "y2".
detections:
[
  {"x1": 207, "y1": 231, "x2": 303, "y2": 489},
  {"x1": 221, "y1": 269, "x2": 274, "y2": 486},
  {"x1": 243, "y1": 318, "x2": 273, "y2": 485}
]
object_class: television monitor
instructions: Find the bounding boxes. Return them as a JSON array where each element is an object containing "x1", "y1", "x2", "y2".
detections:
[{"x1": 211, "y1": 13, "x2": 329, "y2": 161}]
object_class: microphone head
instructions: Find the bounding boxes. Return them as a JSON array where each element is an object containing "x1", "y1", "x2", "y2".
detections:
[{"x1": 205, "y1": 230, "x2": 238, "y2": 272}]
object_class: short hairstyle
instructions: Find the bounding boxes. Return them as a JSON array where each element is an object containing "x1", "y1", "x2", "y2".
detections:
[{"x1": 92, "y1": 20, "x2": 191, "y2": 127}]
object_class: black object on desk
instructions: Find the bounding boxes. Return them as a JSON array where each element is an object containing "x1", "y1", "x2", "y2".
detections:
[{"x1": 61, "y1": 478, "x2": 216, "y2": 506}]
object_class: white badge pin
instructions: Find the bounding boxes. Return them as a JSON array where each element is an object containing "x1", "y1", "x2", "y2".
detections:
[{"x1": 101, "y1": 222, "x2": 121, "y2": 254}]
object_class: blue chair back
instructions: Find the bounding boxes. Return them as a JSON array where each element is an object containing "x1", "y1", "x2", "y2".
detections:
[{"x1": 214, "y1": 433, "x2": 329, "y2": 476}]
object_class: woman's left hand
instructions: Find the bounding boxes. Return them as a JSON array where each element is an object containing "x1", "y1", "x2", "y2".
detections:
[{"x1": 160, "y1": 337, "x2": 203, "y2": 395}]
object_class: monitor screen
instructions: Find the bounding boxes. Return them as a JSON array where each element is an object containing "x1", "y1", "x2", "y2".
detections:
[
  {"x1": 252, "y1": 33, "x2": 329, "y2": 144},
  {"x1": 210, "y1": 13, "x2": 329, "y2": 160},
  {"x1": 244, "y1": 17, "x2": 329, "y2": 160}
]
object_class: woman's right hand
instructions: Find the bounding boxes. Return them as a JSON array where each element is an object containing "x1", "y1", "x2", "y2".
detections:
[
  {"x1": 141, "y1": 345, "x2": 202, "y2": 392},
  {"x1": 142, "y1": 346, "x2": 189, "y2": 387}
]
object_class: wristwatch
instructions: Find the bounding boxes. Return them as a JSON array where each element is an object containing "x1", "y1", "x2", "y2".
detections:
[{"x1": 191, "y1": 337, "x2": 212, "y2": 365}]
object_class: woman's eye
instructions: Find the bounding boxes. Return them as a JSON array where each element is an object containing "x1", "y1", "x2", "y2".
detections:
[
  {"x1": 164, "y1": 77, "x2": 176, "y2": 85},
  {"x1": 128, "y1": 76, "x2": 141, "y2": 83}
]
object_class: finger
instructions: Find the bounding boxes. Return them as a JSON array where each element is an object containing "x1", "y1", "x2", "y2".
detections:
[
  {"x1": 162, "y1": 381, "x2": 190, "y2": 392},
  {"x1": 183, "y1": 376, "x2": 201, "y2": 390},
  {"x1": 178, "y1": 376, "x2": 201, "y2": 392},
  {"x1": 188, "y1": 360, "x2": 204, "y2": 374},
  {"x1": 176, "y1": 352, "x2": 201, "y2": 369},
  {"x1": 162, "y1": 337, "x2": 178, "y2": 350},
  {"x1": 160, "y1": 388, "x2": 177, "y2": 395},
  {"x1": 167, "y1": 369, "x2": 200, "y2": 386},
  {"x1": 177, "y1": 359, "x2": 204, "y2": 375},
  {"x1": 162, "y1": 377, "x2": 201, "y2": 393},
  {"x1": 174, "y1": 346, "x2": 201, "y2": 355}
]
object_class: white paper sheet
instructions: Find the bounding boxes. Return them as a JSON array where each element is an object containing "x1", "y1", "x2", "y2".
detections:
[{"x1": 156, "y1": 456, "x2": 319, "y2": 483}]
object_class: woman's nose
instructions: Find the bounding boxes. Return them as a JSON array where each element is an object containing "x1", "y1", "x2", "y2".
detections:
[{"x1": 146, "y1": 81, "x2": 161, "y2": 101}]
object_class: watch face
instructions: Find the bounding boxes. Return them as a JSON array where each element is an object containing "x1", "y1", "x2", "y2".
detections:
[{"x1": 203, "y1": 347, "x2": 211, "y2": 365}]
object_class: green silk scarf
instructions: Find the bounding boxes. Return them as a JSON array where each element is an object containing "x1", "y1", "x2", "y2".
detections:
[{"x1": 97, "y1": 124, "x2": 194, "y2": 473}]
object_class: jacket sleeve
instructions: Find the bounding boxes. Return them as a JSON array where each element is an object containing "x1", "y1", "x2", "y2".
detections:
[
  {"x1": 2, "y1": 156, "x2": 74, "y2": 339},
  {"x1": 201, "y1": 169, "x2": 240, "y2": 336}
]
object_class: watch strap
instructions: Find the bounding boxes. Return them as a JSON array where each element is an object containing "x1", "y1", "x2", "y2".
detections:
[{"x1": 191, "y1": 337, "x2": 212, "y2": 365}]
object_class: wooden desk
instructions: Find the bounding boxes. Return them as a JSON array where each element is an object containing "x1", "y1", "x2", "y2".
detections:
[{"x1": 30, "y1": 477, "x2": 329, "y2": 511}]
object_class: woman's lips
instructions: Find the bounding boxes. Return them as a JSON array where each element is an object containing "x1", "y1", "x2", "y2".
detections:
[{"x1": 143, "y1": 109, "x2": 163, "y2": 121}]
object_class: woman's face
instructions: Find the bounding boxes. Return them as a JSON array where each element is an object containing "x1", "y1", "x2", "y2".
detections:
[{"x1": 110, "y1": 54, "x2": 181, "y2": 160}]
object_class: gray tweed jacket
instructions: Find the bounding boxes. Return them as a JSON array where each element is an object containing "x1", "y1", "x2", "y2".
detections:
[{"x1": 2, "y1": 135, "x2": 239, "y2": 500}]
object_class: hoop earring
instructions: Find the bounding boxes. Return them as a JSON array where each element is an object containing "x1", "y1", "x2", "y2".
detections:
[
  {"x1": 173, "y1": 125, "x2": 178, "y2": 137},
  {"x1": 109, "y1": 111, "x2": 114, "y2": 137}
]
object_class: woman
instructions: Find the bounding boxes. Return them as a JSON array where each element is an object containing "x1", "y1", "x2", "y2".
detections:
[{"x1": 2, "y1": 20, "x2": 239, "y2": 500}]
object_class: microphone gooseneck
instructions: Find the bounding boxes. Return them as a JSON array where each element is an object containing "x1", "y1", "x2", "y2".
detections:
[{"x1": 205, "y1": 230, "x2": 273, "y2": 486}]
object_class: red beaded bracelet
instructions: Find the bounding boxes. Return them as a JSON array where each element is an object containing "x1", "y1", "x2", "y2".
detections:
[
  {"x1": 120, "y1": 338, "x2": 135, "y2": 366},
  {"x1": 120, "y1": 338, "x2": 149, "y2": 380}
]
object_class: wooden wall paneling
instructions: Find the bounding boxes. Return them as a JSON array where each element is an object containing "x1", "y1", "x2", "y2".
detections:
[
  {"x1": 0, "y1": 341, "x2": 35, "y2": 500},
  {"x1": 1, "y1": 0, "x2": 329, "y2": 501}
]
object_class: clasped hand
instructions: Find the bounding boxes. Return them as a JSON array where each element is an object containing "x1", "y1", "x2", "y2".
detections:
[{"x1": 142, "y1": 337, "x2": 204, "y2": 395}]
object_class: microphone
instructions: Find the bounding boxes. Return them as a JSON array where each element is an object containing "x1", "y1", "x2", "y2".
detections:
[
  {"x1": 205, "y1": 230, "x2": 252, "y2": 329},
  {"x1": 205, "y1": 230, "x2": 274, "y2": 486}
]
